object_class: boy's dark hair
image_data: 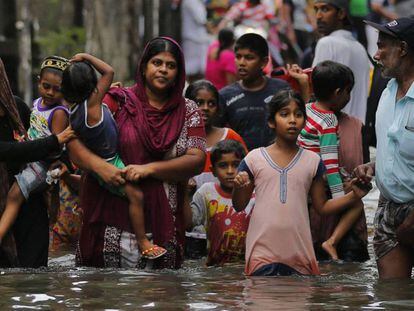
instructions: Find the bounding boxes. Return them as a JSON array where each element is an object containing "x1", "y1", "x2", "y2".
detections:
[
  {"x1": 235, "y1": 33, "x2": 268, "y2": 59},
  {"x1": 210, "y1": 140, "x2": 246, "y2": 166},
  {"x1": 312, "y1": 60, "x2": 355, "y2": 102},
  {"x1": 61, "y1": 61, "x2": 97, "y2": 104},
  {"x1": 267, "y1": 89, "x2": 306, "y2": 122},
  {"x1": 185, "y1": 79, "x2": 219, "y2": 106}
]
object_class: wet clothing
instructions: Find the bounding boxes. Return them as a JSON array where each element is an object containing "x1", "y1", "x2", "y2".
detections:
[
  {"x1": 374, "y1": 196, "x2": 414, "y2": 259},
  {"x1": 0, "y1": 94, "x2": 53, "y2": 268},
  {"x1": 49, "y1": 178, "x2": 82, "y2": 251},
  {"x1": 15, "y1": 161, "x2": 49, "y2": 200},
  {"x1": 77, "y1": 38, "x2": 206, "y2": 270},
  {"x1": 309, "y1": 112, "x2": 370, "y2": 262},
  {"x1": 372, "y1": 79, "x2": 414, "y2": 260},
  {"x1": 70, "y1": 100, "x2": 126, "y2": 196},
  {"x1": 193, "y1": 127, "x2": 247, "y2": 189},
  {"x1": 251, "y1": 262, "x2": 300, "y2": 276},
  {"x1": 70, "y1": 100, "x2": 119, "y2": 160},
  {"x1": 298, "y1": 103, "x2": 344, "y2": 198},
  {"x1": 218, "y1": 78, "x2": 289, "y2": 150},
  {"x1": 14, "y1": 98, "x2": 68, "y2": 200},
  {"x1": 0, "y1": 135, "x2": 60, "y2": 162},
  {"x1": 77, "y1": 99, "x2": 205, "y2": 269},
  {"x1": 375, "y1": 80, "x2": 414, "y2": 204},
  {"x1": 239, "y1": 147, "x2": 324, "y2": 276},
  {"x1": 191, "y1": 182, "x2": 254, "y2": 266},
  {"x1": 313, "y1": 29, "x2": 370, "y2": 123}
]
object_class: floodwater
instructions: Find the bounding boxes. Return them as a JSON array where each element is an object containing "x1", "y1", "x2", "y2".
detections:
[{"x1": 1, "y1": 175, "x2": 414, "y2": 309}]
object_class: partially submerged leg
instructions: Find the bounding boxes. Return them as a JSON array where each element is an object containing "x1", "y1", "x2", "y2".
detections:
[
  {"x1": 377, "y1": 245, "x2": 413, "y2": 279},
  {"x1": 124, "y1": 183, "x2": 166, "y2": 259}
]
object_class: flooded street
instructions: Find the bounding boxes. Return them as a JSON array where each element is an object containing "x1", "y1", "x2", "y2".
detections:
[{"x1": 1, "y1": 163, "x2": 413, "y2": 310}]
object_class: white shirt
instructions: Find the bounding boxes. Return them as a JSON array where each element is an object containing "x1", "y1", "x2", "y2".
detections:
[
  {"x1": 375, "y1": 79, "x2": 414, "y2": 203},
  {"x1": 181, "y1": 0, "x2": 209, "y2": 43},
  {"x1": 313, "y1": 30, "x2": 370, "y2": 123}
]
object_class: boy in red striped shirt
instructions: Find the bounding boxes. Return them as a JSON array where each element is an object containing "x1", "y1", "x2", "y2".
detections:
[{"x1": 298, "y1": 60, "x2": 363, "y2": 260}]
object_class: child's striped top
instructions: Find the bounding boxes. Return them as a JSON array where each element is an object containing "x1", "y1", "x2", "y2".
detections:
[{"x1": 298, "y1": 102, "x2": 344, "y2": 198}]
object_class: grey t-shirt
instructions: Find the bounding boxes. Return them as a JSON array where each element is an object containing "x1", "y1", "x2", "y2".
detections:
[{"x1": 217, "y1": 78, "x2": 289, "y2": 150}]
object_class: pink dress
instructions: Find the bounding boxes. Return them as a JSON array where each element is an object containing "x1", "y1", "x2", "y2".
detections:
[
  {"x1": 205, "y1": 41, "x2": 236, "y2": 90},
  {"x1": 240, "y1": 147, "x2": 322, "y2": 275}
]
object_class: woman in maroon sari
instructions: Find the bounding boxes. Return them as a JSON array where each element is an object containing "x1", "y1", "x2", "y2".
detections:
[{"x1": 68, "y1": 37, "x2": 206, "y2": 269}]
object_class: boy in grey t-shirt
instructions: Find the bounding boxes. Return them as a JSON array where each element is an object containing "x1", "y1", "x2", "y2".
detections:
[{"x1": 217, "y1": 33, "x2": 289, "y2": 150}]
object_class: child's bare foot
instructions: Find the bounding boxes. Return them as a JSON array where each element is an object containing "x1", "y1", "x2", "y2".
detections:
[
  {"x1": 139, "y1": 239, "x2": 167, "y2": 260},
  {"x1": 322, "y1": 240, "x2": 339, "y2": 260}
]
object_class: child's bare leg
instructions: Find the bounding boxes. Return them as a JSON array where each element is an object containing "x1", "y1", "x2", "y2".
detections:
[
  {"x1": 322, "y1": 200, "x2": 364, "y2": 260},
  {"x1": 0, "y1": 182, "x2": 26, "y2": 242},
  {"x1": 124, "y1": 183, "x2": 166, "y2": 258}
]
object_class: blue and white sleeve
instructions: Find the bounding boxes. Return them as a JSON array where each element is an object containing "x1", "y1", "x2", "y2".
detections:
[{"x1": 238, "y1": 159, "x2": 254, "y2": 180}]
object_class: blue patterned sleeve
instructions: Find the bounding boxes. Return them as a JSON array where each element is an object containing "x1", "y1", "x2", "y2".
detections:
[
  {"x1": 238, "y1": 159, "x2": 254, "y2": 180},
  {"x1": 314, "y1": 159, "x2": 327, "y2": 180}
]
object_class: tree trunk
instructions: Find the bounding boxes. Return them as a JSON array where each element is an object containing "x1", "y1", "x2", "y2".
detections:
[
  {"x1": 159, "y1": 0, "x2": 181, "y2": 42},
  {"x1": 15, "y1": 0, "x2": 32, "y2": 105},
  {"x1": 84, "y1": 0, "x2": 141, "y2": 83}
]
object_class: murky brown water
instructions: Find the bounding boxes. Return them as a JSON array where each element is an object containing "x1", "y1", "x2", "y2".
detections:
[{"x1": 1, "y1": 182, "x2": 413, "y2": 310}]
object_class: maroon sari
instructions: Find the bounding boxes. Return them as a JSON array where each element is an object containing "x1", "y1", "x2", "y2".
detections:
[{"x1": 77, "y1": 38, "x2": 206, "y2": 269}]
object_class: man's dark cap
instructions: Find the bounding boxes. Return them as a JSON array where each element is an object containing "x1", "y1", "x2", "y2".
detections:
[
  {"x1": 364, "y1": 18, "x2": 414, "y2": 49},
  {"x1": 314, "y1": 0, "x2": 351, "y2": 24}
]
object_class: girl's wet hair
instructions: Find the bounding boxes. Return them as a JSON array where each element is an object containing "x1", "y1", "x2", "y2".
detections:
[
  {"x1": 267, "y1": 89, "x2": 307, "y2": 122},
  {"x1": 210, "y1": 139, "x2": 246, "y2": 167},
  {"x1": 141, "y1": 38, "x2": 182, "y2": 78},
  {"x1": 185, "y1": 79, "x2": 219, "y2": 106},
  {"x1": 61, "y1": 61, "x2": 97, "y2": 104}
]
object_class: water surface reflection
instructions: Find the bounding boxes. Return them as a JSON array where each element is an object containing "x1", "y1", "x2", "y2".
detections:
[{"x1": 0, "y1": 183, "x2": 413, "y2": 310}]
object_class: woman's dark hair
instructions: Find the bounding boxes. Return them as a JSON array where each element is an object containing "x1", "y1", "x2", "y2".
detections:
[
  {"x1": 235, "y1": 33, "x2": 268, "y2": 59},
  {"x1": 248, "y1": 0, "x2": 261, "y2": 5},
  {"x1": 312, "y1": 60, "x2": 355, "y2": 102},
  {"x1": 61, "y1": 61, "x2": 97, "y2": 104},
  {"x1": 210, "y1": 139, "x2": 246, "y2": 167},
  {"x1": 185, "y1": 79, "x2": 219, "y2": 106},
  {"x1": 267, "y1": 89, "x2": 306, "y2": 122},
  {"x1": 141, "y1": 38, "x2": 182, "y2": 78},
  {"x1": 217, "y1": 28, "x2": 234, "y2": 60}
]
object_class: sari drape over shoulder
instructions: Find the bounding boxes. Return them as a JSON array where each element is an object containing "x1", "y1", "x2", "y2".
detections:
[{"x1": 77, "y1": 38, "x2": 206, "y2": 269}]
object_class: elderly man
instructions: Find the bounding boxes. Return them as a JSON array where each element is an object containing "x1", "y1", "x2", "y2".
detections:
[
  {"x1": 313, "y1": 0, "x2": 370, "y2": 124},
  {"x1": 355, "y1": 17, "x2": 414, "y2": 279}
]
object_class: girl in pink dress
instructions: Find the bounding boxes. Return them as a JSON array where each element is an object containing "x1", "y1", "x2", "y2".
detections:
[
  {"x1": 232, "y1": 89, "x2": 370, "y2": 276},
  {"x1": 205, "y1": 29, "x2": 237, "y2": 90}
]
